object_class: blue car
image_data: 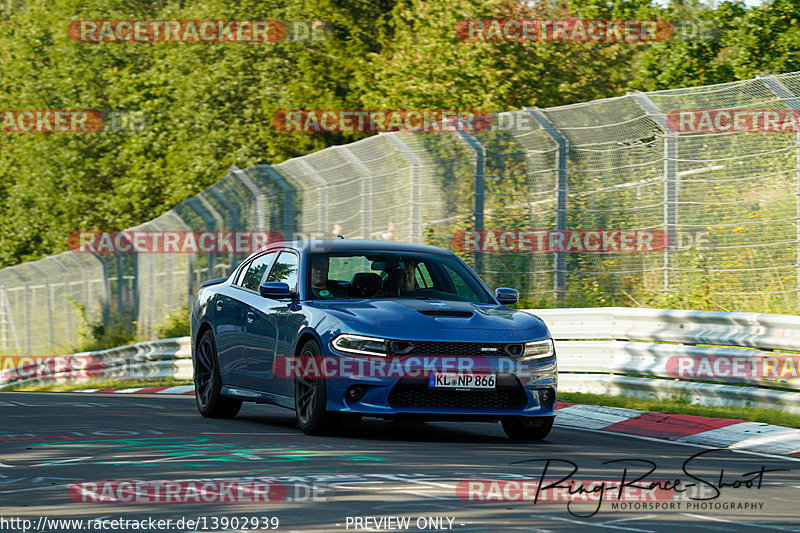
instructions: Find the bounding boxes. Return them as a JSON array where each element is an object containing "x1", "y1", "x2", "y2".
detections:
[{"x1": 191, "y1": 239, "x2": 557, "y2": 440}]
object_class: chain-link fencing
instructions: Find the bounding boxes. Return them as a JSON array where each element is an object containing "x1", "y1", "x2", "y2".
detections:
[{"x1": 1, "y1": 72, "x2": 799, "y2": 355}]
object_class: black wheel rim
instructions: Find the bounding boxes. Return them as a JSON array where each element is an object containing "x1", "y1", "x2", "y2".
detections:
[
  {"x1": 296, "y1": 349, "x2": 317, "y2": 425},
  {"x1": 196, "y1": 337, "x2": 214, "y2": 408}
]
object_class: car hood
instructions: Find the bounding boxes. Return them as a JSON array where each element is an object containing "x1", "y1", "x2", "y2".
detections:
[{"x1": 305, "y1": 298, "x2": 549, "y2": 341}]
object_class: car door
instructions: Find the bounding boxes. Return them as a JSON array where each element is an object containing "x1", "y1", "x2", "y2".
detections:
[
  {"x1": 245, "y1": 250, "x2": 300, "y2": 394},
  {"x1": 212, "y1": 278, "x2": 249, "y2": 390},
  {"x1": 218, "y1": 252, "x2": 276, "y2": 390}
]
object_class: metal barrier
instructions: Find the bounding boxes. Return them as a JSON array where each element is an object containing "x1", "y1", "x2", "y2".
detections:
[
  {"x1": 529, "y1": 307, "x2": 800, "y2": 414},
  {"x1": 2, "y1": 307, "x2": 799, "y2": 415},
  {"x1": 0, "y1": 337, "x2": 191, "y2": 390}
]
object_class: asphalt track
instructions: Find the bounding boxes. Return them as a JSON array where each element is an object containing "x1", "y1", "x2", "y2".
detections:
[{"x1": 1, "y1": 392, "x2": 799, "y2": 532}]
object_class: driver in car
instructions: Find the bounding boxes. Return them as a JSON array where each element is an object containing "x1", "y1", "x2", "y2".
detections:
[
  {"x1": 379, "y1": 260, "x2": 418, "y2": 297},
  {"x1": 397, "y1": 260, "x2": 417, "y2": 294},
  {"x1": 310, "y1": 255, "x2": 348, "y2": 299}
]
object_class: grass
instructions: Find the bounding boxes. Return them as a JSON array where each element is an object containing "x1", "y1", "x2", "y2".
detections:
[
  {"x1": 559, "y1": 391, "x2": 800, "y2": 429},
  {"x1": 3, "y1": 377, "x2": 193, "y2": 392}
]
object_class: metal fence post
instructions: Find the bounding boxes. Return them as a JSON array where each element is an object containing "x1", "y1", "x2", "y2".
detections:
[
  {"x1": 296, "y1": 159, "x2": 329, "y2": 236},
  {"x1": 629, "y1": 93, "x2": 678, "y2": 294},
  {"x1": 163, "y1": 210, "x2": 194, "y2": 310},
  {"x1": 340, "y1": 147, "x2": 372, "y2": 239},
  {"x1": 0, "y1": 287, "x2": 21, "y2": 354},
  {"x1": 186, "y1": 197, "x2": 218, "y2": 287},
  {"x1": 381, "y1": 133, "x2": 424, "y2": 243},
  {"x1": 252, "y1": 164, "x2": 296, "y2": 241},
  {"x1": 455, "y1": 125, "x2": 486, "y2": 274},
  {"x1": 229, "y1": 165, "x2": 266, "y2": 231},
  {"x1": 758, "y1": 75, "x2": 800, "y2": 312},
  {"x1": 26, "y1": 263, "x2": 54, "y2": 350},
  {"x1": 525, "y1": 108, "x2": 569, "y2": 305},
  {"x1": 208, "y1": 188, "x2": 241, "y2": 272},
  {"x1": 115, "y1": 254, "x2": 126, "y2": 324}
]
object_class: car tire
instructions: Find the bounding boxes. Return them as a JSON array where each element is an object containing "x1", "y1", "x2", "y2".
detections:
[
  {"x1": 194, "y1": 330, "x2": 242, "y2": 419},
  {"x1": 502, "y1": 416, "x2": 554, "y2": 441},
  {"x1": 294, "y1": 339, "x2": 335, "y2": 435}
]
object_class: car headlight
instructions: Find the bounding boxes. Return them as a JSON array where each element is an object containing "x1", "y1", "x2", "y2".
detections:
[
  {"x1": 522, "y1": 339, "x2": 554, "y2": 361},
  {"x1": 331, "y1": 334, "x2": 388, "y2": 356}
]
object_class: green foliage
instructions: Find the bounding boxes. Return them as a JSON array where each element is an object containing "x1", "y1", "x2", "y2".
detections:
[
  {"x1": 0, "y1": 0, "x2": 386, "y2": 268},
  {"x1": 2, "y1": 0, "x2": 799, "y2": 319},
  {"x1": 67, "y1": 295, "x2": 137, "y2": 352},
  {"x1": 637, "y1": 0, "x2": 800, "y2": 89},
  {"x1": 155, "y1": 305, "x2": 191, "y2": 338}
]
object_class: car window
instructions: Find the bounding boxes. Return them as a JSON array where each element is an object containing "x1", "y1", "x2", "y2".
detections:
[
  {"x1": 442, "y1": 265, "x2": 481, "y2": 302},
  {"x1": 329, "y1": 255, "x2": 373, "y2": 281},
  {"x1": 415, "y1": 262, "x2": 433, "y2": 288},
  {"x1": 240, "y1": 252, "x2": 277, "y2": 291},
  {"x1": 234, "y1": 259, "x2": 253, "y2": 286},
  {"x1": 305, "y1": 252, "x2": 492, "y2": 303},
  {"x1": 266, "y1": 251, "x2": 299, "y2": 292}
]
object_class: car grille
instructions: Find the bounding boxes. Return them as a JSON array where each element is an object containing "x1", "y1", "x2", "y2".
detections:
[
  {"x1": 389, "y1": 341, "x2": 523, "y2": 358},
  {"x1": 387, "y1": 375, "x2": 527, "y2": 410}
]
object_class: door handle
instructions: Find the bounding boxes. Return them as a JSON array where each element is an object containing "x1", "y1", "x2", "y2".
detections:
[
  {"x1": 247, "y1": 311, "x2": 255, "y2": 324},
  {"x1": 216, "y1": 300, "x2": 223, "y2": 311}
]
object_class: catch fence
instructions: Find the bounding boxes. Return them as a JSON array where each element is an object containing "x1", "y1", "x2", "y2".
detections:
[{"x1": 2, "y1": 72, "x2": 800, "y2": 355}]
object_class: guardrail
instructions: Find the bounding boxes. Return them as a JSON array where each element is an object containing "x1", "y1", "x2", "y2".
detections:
[
  {"x1": 0, "y1": 337, "x2": 192, "y2": 390},
  {"x1": 528, "y1": 307, "x2": 800, "y2": 414},
  {"x1": 2, "y1": 307, "x2": 799, "y2": 415}
]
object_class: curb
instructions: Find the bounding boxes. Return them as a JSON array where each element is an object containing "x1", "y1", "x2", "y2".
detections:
[
  {"x1": 71, "y1": 388, "x2": 800, "y2": 457},
  {"x1": 76, "y1": 385, "x2": 195, "y2": 395},
  {"x1": 554, "y1": 403, "x2": 800, "y2": 458}
]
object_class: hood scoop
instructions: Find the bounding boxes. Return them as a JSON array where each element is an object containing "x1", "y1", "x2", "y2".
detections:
[{"x1": 418, "y1": 310, "x2": 473, "y2": 318}]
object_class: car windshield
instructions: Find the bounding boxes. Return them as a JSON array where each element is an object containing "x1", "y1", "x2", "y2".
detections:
[{"x1": 306, "y1": 251, "x2": 493, "y2": 303}]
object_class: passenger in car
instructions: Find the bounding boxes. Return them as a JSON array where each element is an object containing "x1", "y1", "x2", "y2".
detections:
[{"x1": 309, "y1": 255, "x2": 348, "y2": 299}]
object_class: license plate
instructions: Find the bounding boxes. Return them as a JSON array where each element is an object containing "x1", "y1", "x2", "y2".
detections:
[{"x1": 429, "y1": 372, "x2": 496, "y2": 389}]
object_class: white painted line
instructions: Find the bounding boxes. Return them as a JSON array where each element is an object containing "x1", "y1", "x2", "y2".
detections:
[
  {"x1": 555, "y1": 404, "x2": 643, "y2": 430},
  {"x1": 200, "y1": 432, "x2": 298, "y2": 436},
  {"x1": 528, "y1": 514, "x2": 654, "y2": 532},
  {"x1": 156, "y1": 385, "x2": 195, "y2": 394},
  {"x1": 117, "y1": 388, "x2": 146, "y2": 393},
  {"x1": 602, "y1": 516, "x2": 658, "y2": 525},
  {"x1": 679, "y1": 513, "x2": 797, "y2": 531},
  {"x1": 558, "y1": 425, "x2": 800, "y2": 463},
  {"x1": 679, "y1": 422, "x2": 800, "y2": 455}
]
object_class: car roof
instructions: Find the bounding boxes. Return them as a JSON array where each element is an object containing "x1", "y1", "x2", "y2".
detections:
[{"x1": 261, "y1": 239, "x2": 454, "y2": 256}]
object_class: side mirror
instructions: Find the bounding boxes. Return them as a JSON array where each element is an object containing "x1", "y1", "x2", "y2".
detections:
[
  {"x1": 495, "y1": 287, "x2": 519, "y2": 305},
  {"x1": 260, "y1": 281, "x2": 293, "y2": 299}
]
